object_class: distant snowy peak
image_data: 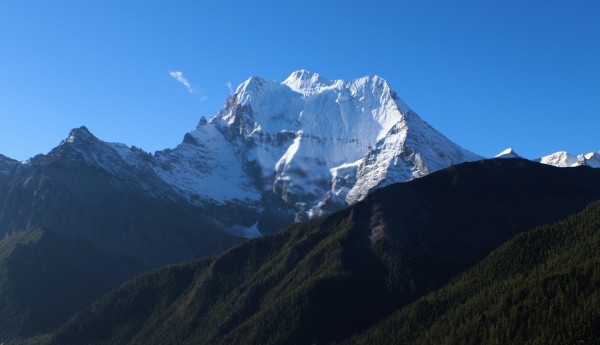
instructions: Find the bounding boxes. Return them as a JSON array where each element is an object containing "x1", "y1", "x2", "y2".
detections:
[
  {"x1": 539, "y1": 151, "x2": 579, "y2": 167},
  {"x1": 581, "y1": 152, "x2": 600, "y2": 168},
  {"x1": 495, "y1": 147, "x2": 600, "y2": 168},
  {"x1": 495, "y1": 148, "x2": 521, "y2": 159},
  {"x1": 577, "y1": 152, "x2": 600, "y2": 168},
  {"x1": 537, "y1": 150, "x2": 600, "y2": 168}
]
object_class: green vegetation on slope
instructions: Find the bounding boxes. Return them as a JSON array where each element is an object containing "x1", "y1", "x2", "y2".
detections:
[
  {"x1": 46, "y1": 159, "x2": 600, "y2": 345},
  {"x1": 49, "y1": 212, "x2": 360, "y2": 345},
  {"x1": 346, "y1": 201, "x2": 600, "y2": 345},
  {"x1": 0, "y1": 230, "x2": 145, "y2": 343}
]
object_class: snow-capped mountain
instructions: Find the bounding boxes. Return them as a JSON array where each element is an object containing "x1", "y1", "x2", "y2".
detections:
[
  {"x1": 0, "y1": 71, "x2": 482, "y2": 238},
  {"x1": 539, "y1": 151, "x2": 579, "y2": 167},
  {"x1": 536, "y1": 150, "x2": 600, "y2": 168},
  {"x1": 138, "y1": 70, "x2": 481, "y2": 229}
]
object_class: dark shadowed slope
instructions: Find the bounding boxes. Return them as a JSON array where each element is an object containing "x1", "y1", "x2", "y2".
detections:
[
  {"x1": 0, "y1": 128, "x2": 245, "y2": 343},
  {"x1": 0, "y1": 230, "x2": 145, "y2": 341},
  {"x1": 46, "y1": 159, "x2": 600, "y2": 345},
  {"x1": 345, "y1": 200, "x2": 600, "y2": 345}
]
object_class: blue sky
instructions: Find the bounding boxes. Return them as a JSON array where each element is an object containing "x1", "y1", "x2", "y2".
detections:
[{"x1": 1, "y1": 1, "x2": 598, "y2": 160}]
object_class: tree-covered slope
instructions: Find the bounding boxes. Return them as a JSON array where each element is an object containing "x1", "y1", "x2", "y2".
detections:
[
  {"x1": 0, "y1": 230, "x2": 145, "y2": 343},
  {"x1": 46, "y1": 159, "x2": 600, "y2": 345},
  {"x1": 345, "y1": 200, "x2": 600, "y2": 345}
]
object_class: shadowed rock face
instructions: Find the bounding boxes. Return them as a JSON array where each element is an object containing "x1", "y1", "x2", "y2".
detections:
[
  {"x1": 0, "y1": 153, "x2": 18, "y2": 182},
  {"x1": 47, "y1": 159, "x2": 600, "y2": 345}
]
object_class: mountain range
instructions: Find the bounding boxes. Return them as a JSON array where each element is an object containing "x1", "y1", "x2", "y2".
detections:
[
  {"x1": 495, "y1": 147, "x2": 600, "y2": 167},
  {"x1": 0, "y1": 71, "x2": 486, "y2": 266},
  {"x1": 0, "y1": 71, "x2": 598, "y2": 343},
  {"x1": 2, "y1": 71, "x2": 596, "y2": 244}
]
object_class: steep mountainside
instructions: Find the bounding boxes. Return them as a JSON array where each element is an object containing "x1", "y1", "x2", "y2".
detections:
[
  {"x1": 346, "y1": 200, "x2": 600, "y2": 345},
  {"x1": 0, "y1": 230, "x2": 144, "y2": 341},
  {"x1": 45, "y1": 159, "x2": 600, "y2": 345},
  {"x1": 0, "y1": 154, "x2": 18, "y2": 182},
  {"x1": 0, "y1": 127, "x2": 243, "y2": 267}
]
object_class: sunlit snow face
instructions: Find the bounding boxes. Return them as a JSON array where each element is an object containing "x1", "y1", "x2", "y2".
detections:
[{"x1": 89, "y1": 71, "x2": 481, "y2": 232}]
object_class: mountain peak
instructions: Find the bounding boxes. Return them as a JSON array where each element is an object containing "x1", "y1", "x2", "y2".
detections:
[
  {"x1": 539, "y1": 151, "x2": 579, "y2": 167},
  {"x1": 583, "y1": 151, "x2": 600, "y2": 160},
  {"x1": 495, "y1": 148, "x2": 521, "y2": 158},
  {"x1": 283, "y1": 69, "x2": 325, "y2": 82},
  {"x1": 282, "y1": 69, "x2": 331, "y2": 95},
  {"x1": 199, "y1": 71, "x2": 481, "y2": 220},
  {"x1": 581, "y1": 152, "x2": 600, "y2": 168},
  {"x1": 61, "y1": 126, "x2": 97, "y2": 145},
  {"x1": 0, "y1": 153, "x2": 17, "y2": 163}
]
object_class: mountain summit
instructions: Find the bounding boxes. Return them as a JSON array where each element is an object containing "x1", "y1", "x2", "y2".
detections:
[
  {"x1": 143, "y1": 70, "x2": 481, "y2": 231},
  {"x1": 495, "y1": 148, "x2": 521, "y2": 158}
]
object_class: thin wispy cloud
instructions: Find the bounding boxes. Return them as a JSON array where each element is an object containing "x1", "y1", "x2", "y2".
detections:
[
  {"x1": 169, "y1": 71, "x2": 208, "y2": 101},
  {"x1": 169, "y1": 71, "x2": 194, "y2": 93},
  {"x1": 226, "y1": 82, "x2": 233, "y2": 94}
]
